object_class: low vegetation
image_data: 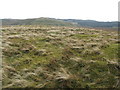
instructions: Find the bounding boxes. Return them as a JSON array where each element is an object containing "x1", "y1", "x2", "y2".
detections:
[{"x1": 2, "y1": 25, "x2": 120, "y2": 88}]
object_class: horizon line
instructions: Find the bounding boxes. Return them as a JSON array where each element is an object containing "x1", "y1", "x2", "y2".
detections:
[{"x1": 0, "y1": 17, "x2": 118, "y2": 22}]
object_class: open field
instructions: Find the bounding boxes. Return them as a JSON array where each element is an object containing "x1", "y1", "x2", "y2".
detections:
[{"x1": 2, "y1": 25, "x2": 120, "y2": 88}]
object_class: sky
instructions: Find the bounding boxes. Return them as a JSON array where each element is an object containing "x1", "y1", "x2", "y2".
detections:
[{"x1": 0, "y1": 0, "x2": 119, "y2": 21}]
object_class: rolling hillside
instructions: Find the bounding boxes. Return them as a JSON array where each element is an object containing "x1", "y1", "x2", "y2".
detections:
[
  {"x1": 1, "y1": 18, "x2": 118, "y2": 28},
  {"x1": 1, "y1": 18, "x2": 75, "y2": 26},
  {"x1": 63, "y1": 19, "x2": 118, "y2": 28}
]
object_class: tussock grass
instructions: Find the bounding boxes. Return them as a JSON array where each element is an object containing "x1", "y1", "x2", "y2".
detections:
[{"x1": 2, "y1": 25, "x2": 119, "y2": 88}]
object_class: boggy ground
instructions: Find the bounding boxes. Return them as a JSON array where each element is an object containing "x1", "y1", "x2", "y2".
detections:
[{"x1": 2, "y1": 25, "x2": 120, "y2": 88}]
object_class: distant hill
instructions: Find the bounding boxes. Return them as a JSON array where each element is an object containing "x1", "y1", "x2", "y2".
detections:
[
  {"x1": 62, "y1": 19, "x2": 118, "y2": 28},
  {"x1": 1, "y1": 18, "x2": 75, "y2": 26},
  {"x1": 1, "y1": 18, "x2": 118, "y2": 28}
]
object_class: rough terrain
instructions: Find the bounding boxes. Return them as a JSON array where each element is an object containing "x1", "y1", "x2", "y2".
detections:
[{"x1": 2, "y1": 25, "x2": 120, "y2": 88}]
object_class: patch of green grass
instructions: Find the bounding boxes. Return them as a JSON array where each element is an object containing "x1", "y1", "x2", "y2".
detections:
[
  {"x1": 73, "y1": 34, "x2": 98, "y2": 39},
  {"x1": 103, "y1": 43, "x2": 119, "y2": 59}
]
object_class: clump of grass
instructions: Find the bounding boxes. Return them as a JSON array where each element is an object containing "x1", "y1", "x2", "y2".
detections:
[
  {"x1": 82, "y1": 47, "x2": 101, "y2": 56},
  {"x1": 34, "y1": 49, "x2": 47, "y2": 56}
]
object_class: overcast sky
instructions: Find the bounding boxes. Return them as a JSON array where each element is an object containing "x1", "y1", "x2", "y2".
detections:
[{"x1": 0, "y1": 0, "x2": 119, "y2": 21}]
